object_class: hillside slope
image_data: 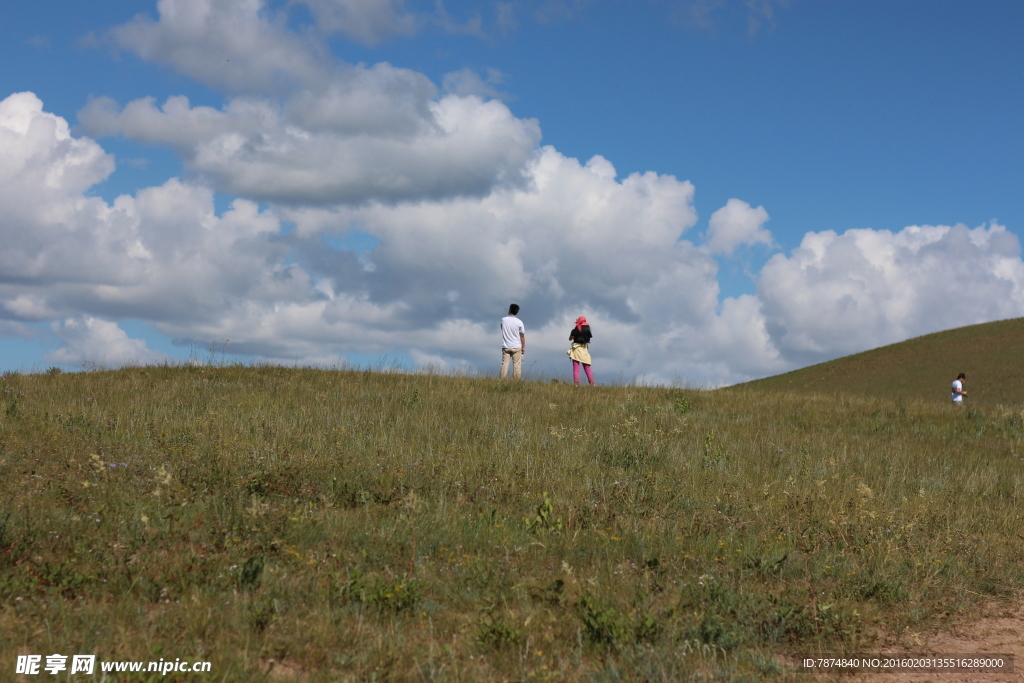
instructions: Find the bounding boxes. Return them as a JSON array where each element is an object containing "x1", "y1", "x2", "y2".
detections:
[{"x1": 730, "y1": 317, "x2": 1024, "y2": 405}]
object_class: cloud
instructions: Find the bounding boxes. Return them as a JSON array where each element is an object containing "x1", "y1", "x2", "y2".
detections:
[
  {"x1": 494, "y1": 2, "x2": 518, "y2": 35},
  {"x1": 0, "y1": 92, "x2": 132, "y2": 286},
  {"x1": 672, "y1": 0, "x2": 790, "y2": 34},
  {"x1": 297, "y1": 0, "x2": 418, "y2": 46},
  {"x1": 0, "y1": 91, "x2": 306, "y2": 326},
  {"x1": 26, "y1": 35, "x2": 50, "y2": 50},
  {"x1": 6, "y1": 91, "x2": 781, "y2": 382},
  {"x1": 706, "y1": 198, "x2": 772, "y2": 255},
  {"x1": 110, "y1": 0, "x2": 331, "y2": 95},
  {"x1": 48, "y1": 317, "x2": 169, "y2": 367},
  {"x1": 757, "y1": 222, "x2": 1024, "y2": 364},
  {"x1": 744, "y1": 0, "x2": 788, "y2": 35},
  {"x1": 0, "y1": 92, "x2": 114, "y2": 202},
  {"x1": 442, "y1": 67, "x2": 510, "y2": 100},
  {"x1": 409, "y1": 349, "x2": 476, "y2": 373},
  {"x1": 532, "y1": 0, "x2": 591, "y2": 24},
  {"x1": 84, "y1": 0, "x2": 541, "y2": 205},
  {"x1": 277, "y1": 148, "x2": 791, "y2": 383},
  {"x1": 81, "y1": 91, "x2": 540, "y2": 205},
  {"x1": 0, "y1": 320, "x2": 40, "y2": 339},
  {"x1": 6, "y1": 90, "x2": 1024, "y2": 384},
  {"x1": 285, "y1": 149, "x2": 703, "y2": 323}
]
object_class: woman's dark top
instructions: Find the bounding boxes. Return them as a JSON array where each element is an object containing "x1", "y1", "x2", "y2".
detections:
[{"x1": 569, "y1": 325, "x2": 592, "y2": 344}]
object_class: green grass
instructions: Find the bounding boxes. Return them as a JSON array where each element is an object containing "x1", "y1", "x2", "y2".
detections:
[
  {"x1": 731, "y1": 317, "x2": 1024, "y2": 405},
  {"x1": 1, "y1": 365, "x2": 1023, "y2": 681}
]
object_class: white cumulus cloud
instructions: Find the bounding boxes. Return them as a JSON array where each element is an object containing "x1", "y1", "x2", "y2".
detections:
[
  {"x1": 757, "y1": 222, "x2": 1024, "y2": 364},
  {"x1": 81, "y1": 91, "x2": 540, "y2": 205},
  {"x1": 83, "y1": 0, "x2": 541, "y2": 205},
  {"x1": 706, "y1": 198, "x2": 772, "y2": 255},
  {"x1": 110, "y1": 0, "x2": 331, "y2": 95},
  {"x1": 48, "y1": 317, "x2": 169, "y2": 367}
]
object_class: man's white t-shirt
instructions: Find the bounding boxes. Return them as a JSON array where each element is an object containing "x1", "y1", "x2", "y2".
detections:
[
  {"x1": 951, "y1": 379, "x2": 963, "y2": 403},
  {"x1": 501, "y1": 315, "x2": 525, "y2": 349}
]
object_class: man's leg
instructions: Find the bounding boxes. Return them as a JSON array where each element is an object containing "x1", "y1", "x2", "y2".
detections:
[
  {"x1": 572, "y1": 360, "x2": 580, "y2": 385},
  {"x1": 583, "y1": 363, "x2": 595, "y2": 386},
  {"x1": 500, "y1": 349, "x2": 511, "y2": 378},
  {"x1": 512, "y1": 348, "x2": 523, "y2": 380}
]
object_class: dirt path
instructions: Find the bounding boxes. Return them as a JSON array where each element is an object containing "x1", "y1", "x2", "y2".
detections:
[{"x1": 849, "y1": 602, "x2": 1024, "y2": 683}]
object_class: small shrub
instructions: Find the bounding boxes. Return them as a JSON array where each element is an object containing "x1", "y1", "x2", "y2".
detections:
[
  {"x1": 814, "y1": 601, "x2": 858, "y2": 639},
  {"x1": 244, "y1": 477, "x2": 268, "y2": 496},
  {"x1": 339, "y1": 571, "x2": 420, "y2": 613},
  {"x1": 338, "y1": 570, "x2": 368, "y2": 604},
  {"x1": 579, "y1": 595, "x2": 629, "y2": 647},
  {"x1": 247, "y1": 596, "x2": 277, "y2": 633},
  {"x1": 367, "y1": 578, "x2": 420, "y2": 612},
  {"x1": 759, "y1": 594, "x2": 812, "y2": 642},
  {"x1": 525, "y1": 491, "x2": 562, "y2": 533},
  {"x1": 529, "y1": 578, "x2": 565, "y2": 606},
  {"x1": 476, "y1": 610, "x2": 522, "y2": 649},
  {"x1": 693, "y1": 612, "x2": 742, "y2": 650},
  {"x1": 239, "y1": 555, "x2": 264, "y2": 591},
  {"x1": 748, "y1": 650, "x2": 782, "y2": 676},
  {"x1": 858, "y1": 578, "x2": 908, "y2": 605},
  {"x1": 701, "y1": 430, "x2": 725, "y2": 467},
  {"x1": 634, "y1": 612, "x2": 662, "y2": 644}
]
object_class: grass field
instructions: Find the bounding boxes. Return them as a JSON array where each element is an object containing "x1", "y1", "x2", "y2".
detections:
[
  {"x1": 2, "y1": 364, "x2": 1023, "y2": 681},
  {"x1": 732, "y1": 317, "x2": 1024, "y2": 405}
]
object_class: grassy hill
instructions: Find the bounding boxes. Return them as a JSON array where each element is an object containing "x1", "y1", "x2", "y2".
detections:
[
  {"x1": 1, "y1": 365, "x2": 1023, "y2": 680},
  {"x1": 731, "y1": 317, "x2": 1024, "y2": 405}
]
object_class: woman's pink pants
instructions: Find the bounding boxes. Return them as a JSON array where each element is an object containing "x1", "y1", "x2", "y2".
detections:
[{"x1": 572, "y1": 360, "x2": 595, "y2": 385}]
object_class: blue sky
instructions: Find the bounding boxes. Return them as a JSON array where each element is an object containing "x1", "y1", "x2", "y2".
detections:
[{"x1": 1, "y1": 0, "x2": 1022, "y2": 383}]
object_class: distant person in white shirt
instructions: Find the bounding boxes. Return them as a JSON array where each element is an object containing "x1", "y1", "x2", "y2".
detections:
[
  {"x1": 500, "y1": 304, "x2": 526, "y2": 379},
  {"x1": 951, "y1": 373, "x2": 967, "y2": 404}
]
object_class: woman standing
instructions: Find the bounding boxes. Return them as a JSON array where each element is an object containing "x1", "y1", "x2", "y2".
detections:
[{"x1": 568, "y1": 316, "x2": 595, "y2": 386}]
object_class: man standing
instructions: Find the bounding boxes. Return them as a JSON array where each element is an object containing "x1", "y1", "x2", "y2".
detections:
[
  {"x1": 500, "y1": 304, "x2": 526, "y2": 379},
  {"x1": 951, "y1": 372, "x2": 967, "y2": 405}
]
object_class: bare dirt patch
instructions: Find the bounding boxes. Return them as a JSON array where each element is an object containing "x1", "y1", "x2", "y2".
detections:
[
  {"x1": 852, "y1": 601, "x2": 1024, "y2": 683},
  {"x1": 261, "y1": 658, "x2": 309, "y2": 681}
]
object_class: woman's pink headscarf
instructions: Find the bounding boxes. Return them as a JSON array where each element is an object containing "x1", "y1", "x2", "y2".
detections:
[{"x1": 575, "y1": 316, "x2": 588, "y2": 331}]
